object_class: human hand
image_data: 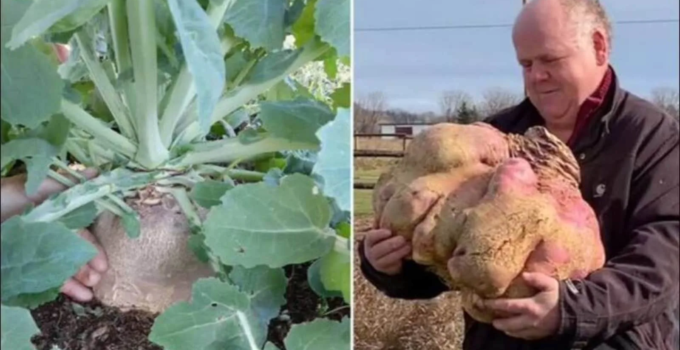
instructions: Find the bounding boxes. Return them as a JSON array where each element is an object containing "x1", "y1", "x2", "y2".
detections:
[
  {"x1": 363, "y1": 228, "x2": 412, "y2": 275},
  {"x1": 1, "y1": 169, "x2": 109, "y2": 302},
  {"x1": 480, "y1": 272, "x2": 561, "y2": 340}
]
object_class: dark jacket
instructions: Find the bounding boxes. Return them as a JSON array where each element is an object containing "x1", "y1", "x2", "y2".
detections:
[{"x1": 358, "y1": 69, "x2": 680, "y2": 350}]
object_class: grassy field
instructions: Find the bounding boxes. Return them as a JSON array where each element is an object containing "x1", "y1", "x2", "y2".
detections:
[{"x1": 352, "y1": 138, "x2": 464, "y2": 350}]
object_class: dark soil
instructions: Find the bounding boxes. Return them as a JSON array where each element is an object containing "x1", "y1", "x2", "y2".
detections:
[
  {"x1": 267, "y1": 263, "x2": 350, "y2": 349},
  {"x1": 30, "y1": 263, "x2": 350, "y2": 350},
  {"x1": 30, "y1": 295, "x2": 161, "y2": 350}
]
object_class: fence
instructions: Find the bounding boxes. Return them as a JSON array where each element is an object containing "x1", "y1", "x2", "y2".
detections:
[{"x1": 353, "y1": 133, "x2": 411, "y2": 189}]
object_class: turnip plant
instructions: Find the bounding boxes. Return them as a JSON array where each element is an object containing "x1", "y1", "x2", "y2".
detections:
[{"x1": 0, "y1": 0, "x2": 351, "y2": 348}]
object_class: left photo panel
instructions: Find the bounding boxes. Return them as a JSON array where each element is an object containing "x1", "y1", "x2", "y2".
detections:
[{"x1": 0, "y1": 0, "x2": 352, "y2": 349}]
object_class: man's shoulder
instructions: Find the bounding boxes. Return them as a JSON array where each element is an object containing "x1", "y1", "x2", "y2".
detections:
[
  {"x1": 612, "y1": 89, "x2": 679, "y2": 138},
  {"x1": 481, "y1": 105, "x2": 526, "y2": 132}
]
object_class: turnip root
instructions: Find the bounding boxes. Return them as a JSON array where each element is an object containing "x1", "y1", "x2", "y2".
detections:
[
  {"x1": 91, "y1": 186, "x2": 214, "y2": 314},
  {"x1": 373, "y1": 122, "x2": 605, "y2": 323}
]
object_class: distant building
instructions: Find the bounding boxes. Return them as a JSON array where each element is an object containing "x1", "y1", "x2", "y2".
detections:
[{"x1": 379, "y1": 122, "x2": 432, "y2": 139}]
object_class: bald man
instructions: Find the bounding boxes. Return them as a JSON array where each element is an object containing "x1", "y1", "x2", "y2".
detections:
[{"x1": 358, "y1": 0, "x2": 679, "y2": 349}]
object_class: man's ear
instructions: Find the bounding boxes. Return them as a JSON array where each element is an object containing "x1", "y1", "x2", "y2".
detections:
[{"x1": 592, "y1": 30, "x2": 608, "y2": 66}]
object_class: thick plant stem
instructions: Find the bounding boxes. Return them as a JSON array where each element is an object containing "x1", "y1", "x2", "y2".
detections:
[
  {"x1": 61, "y1": 100, "x2": 136, "y2": 159},
  {"x1": 158, "y1": 1, "x2": 234, "y2": 147},
  {"x1": 74, "y1": 31, "x2": 135, "y2": 140},
  {"x1": 126, "y1": 0, "x2": 168, "y2": 169},
  {"x1": 176, "y1": 137, "x2": 318, "y2": 167},
  {"x1": 108, "y1": 0, "x2": 136, "y2": 120}
]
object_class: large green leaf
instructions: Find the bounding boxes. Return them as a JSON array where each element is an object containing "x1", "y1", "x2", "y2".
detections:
[
  {"x1": 58, "y1": 202, "x2": 98, "y2": 229},
  {"x1": 282, "y1": 318, "x2": 351, "y2": 350},
  {"x1": 7, "y1": 0, "x2": 109, "y2": 49},
  {"x1": 331, "y1": 83, "x2": 350, "y2": 109},
  {"x1": 0, "y1": 305, "x2": 41, "y2": 350},
  {"x1": 312, "y1": 108, "x2": 351, "y2": 212},
  {"x1": 203, "y1": 174, "x2": 335, "y2": 268},
  {"x1": 189, "y1": 179, "x2": 235, "y2": 208},
  {"x1": 291, "y1": 0, "x2": 317, "y2": 47},
  {"x1": 1, "y1": 217, "x2": 98, "y2": 301},
  {"x1": 168, "y1": 0, "x2": 225, "y2": 133},
  {"x1": 148, "y1": 277, "x2": 265, "y2": 350},
  {"x1": 229, "y1": 266, "x2": 287, "y2": 328},
  {"x1": 0, "y1": 138, "x2": 58, "y2": 195},
  {"x1": 314, "y1": 0, "x2": 349, "y2": 57},
  {"x1": 307, "y1": 258, "x2": 342, "y2": 300},
  {"x1": 319, "y1": 248, "x2": 350, "y2": 303},
  {"x1": 1, "y1": 0, "x2": 64, "y2": 129},
  {"x1": 50, "y1": 0, "x2": 111, "y2": 33},
  {"x1": 223, "y1": 0, "x2": 286, "y2": 51},
  {"x1": 259, "y1": 98, "x2": 335, "y2": 145},
  {"x1": 2, "y1": 288, "x2": 61, "y2": 309},
  {"x1": 246, "y1": 50, "x2": 302, "y2": 85}
]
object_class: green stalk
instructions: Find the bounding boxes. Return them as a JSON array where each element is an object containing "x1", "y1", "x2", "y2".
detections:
[
  {"x1": 61, "y1": 99, "x2": 136, "y2": 159},
  {"x1": 51, "y1": 158, "x2": 135, "y2": 214},
  {"x1": 174, "y1": 40, "x2": 330, "y2": 145},
  {"x1": 126, "y1": 0, "x2": 168, "y2": 169},
  {"x1": 74, "y1": 31, "x2": 135, "y2": 140},
  {"x1": 194, "y1": 164, "x2": 265, "y2": 182},
  {"x1": 108, "y1": 0, "x2": 136, "y2": 120},
  {"x1": 65, "y1": 139, "x2": 92, "y2": 165},
  {"x1": 158, "y1": 2, "x2": 234, "y2": 147},
  {"x1": 176, "y1": 137, "x2": 317, "y2": 167},
  {"x1": 157, "y1": 187, "x2": 202, "y2": 229},
  {"x1": 24, "y1": 170, "x2": 171, "y2": 223}
]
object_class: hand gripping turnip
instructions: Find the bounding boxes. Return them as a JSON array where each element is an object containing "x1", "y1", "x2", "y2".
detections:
[{"x1": 372, "y1": 122, "x2": 605, "y2": 323}]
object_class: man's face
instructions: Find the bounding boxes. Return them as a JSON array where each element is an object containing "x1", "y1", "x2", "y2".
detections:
[{"x1": 513, "y1": 19, "x2": 605, "y2": 124}]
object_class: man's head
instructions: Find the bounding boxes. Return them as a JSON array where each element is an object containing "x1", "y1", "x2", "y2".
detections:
[{"x1": 512, "y1": 0, "x2": 612, "y2": 129}]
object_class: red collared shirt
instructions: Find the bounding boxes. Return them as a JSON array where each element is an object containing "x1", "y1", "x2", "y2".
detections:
[{"x1": 567, "y1": 67, "x2": 613, "y2": 146}]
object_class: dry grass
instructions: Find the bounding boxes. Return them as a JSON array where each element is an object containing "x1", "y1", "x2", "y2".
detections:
[{"x1": 353, "y1": 218, "x2": 465, "y2": 350}]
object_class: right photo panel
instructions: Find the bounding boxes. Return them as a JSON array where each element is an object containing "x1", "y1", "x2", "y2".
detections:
[{"x1": 352, "y1": 0, "x2": 680, "y2": 350}]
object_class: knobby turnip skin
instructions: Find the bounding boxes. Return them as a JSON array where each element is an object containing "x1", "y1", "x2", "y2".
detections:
[
  {"x1": 373, "y1": 123, "x2": 605, "y2": 323},
  {"x1": 91, "y1": 188, "x2": 213, "y2": 313}
]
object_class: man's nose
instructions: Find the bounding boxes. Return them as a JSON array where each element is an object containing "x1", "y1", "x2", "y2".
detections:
[{"x1": 527, "y1": 64, "x2": 550, "y2": 83}]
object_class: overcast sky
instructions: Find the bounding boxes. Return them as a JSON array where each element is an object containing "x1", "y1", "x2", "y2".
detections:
[{"x1": 353, "y1": 0, "x2": 680, "y2": 113}]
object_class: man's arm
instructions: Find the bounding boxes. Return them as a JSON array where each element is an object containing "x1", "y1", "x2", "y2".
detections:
[
  {"x1": 358, "y1": 240, "x2": 448, "y2": 300},
  {"x1": 556, "y1": 128, "x2": 680, "y2": 347}
]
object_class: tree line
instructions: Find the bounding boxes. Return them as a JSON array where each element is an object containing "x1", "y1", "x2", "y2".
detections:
[{"x1": 354, "y1": 87, "x2": 680, "y2": 134}]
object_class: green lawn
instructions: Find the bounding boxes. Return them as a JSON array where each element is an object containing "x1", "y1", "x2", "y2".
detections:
[{"x1": 354, "y1": 189, "x2": 373, "y2": 217}]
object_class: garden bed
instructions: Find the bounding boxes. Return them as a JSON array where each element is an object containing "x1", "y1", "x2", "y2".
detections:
[{"x1": 31, "y1": 264, "x2": 349, "y2": 350}]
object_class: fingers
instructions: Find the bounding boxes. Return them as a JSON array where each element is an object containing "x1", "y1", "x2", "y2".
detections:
[
  {"x1": 370, "y1": 235, "x2": 409, "y2": 260},
  {"x1": 522, "y1": 272, "x2": 558, "y2": 292},
  {"x1": 374, "y1": 243, "x2": 412, "y2": 267},
  {"x1": 483, "y1": 298, "x2": 538, "y2": 315},
  {"x1": 73, "y1": 264, "x2": 102, "y2": 287},
  {"x1": 363, "y1": 229, "x2": 411, "y2": 275},
  {"x1": 61, "y1": 278, "x2": 93, "y2": 302},
  {"x1": 77, "y1": 229, "x2": 108, "y2": 272},
  {"x1": 363, "y1": 229, "x2": 393, "y2": 248}
]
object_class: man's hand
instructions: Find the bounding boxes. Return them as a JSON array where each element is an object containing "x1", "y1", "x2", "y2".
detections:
[
  {"x1": 363, "y1": 229, "x2": 412, "y2": 275},
  {"x1": 481, "y1": 272, "x2": 561, "y2": 340},
  {"x1": 1, "y1": 169, "x2": 109, "y2": 302}
]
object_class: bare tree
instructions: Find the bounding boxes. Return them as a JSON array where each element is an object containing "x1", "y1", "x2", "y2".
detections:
[
  {"x1": 479, "y1": 87, "x2": 523, "y2": 117},
  {"x1": 439, "y1": 90, "x2": 473, "y2": 123},
  {"x1": 354, "y1": 92, "x2": 387, "y2": 133},
  {"x1": 651, "y1": 87, "x2": 679, "y2": 120}
]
